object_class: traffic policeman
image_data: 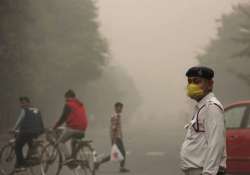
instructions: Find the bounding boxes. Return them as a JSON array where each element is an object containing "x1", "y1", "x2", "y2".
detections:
[{"x1": 180, "y1": 66, "x2": 226, "y2": 175}]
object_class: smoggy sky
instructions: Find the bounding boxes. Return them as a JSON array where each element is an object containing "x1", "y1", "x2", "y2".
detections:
[{"x1": 96, "y1": 0, "x2": 245, "y2": 123}]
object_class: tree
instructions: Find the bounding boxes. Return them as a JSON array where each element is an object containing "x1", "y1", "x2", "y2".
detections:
[
  {"x1": 0, "y1": 1, "x2": 33, "y2": 130},
  {"x1": 0, "y1": 0, "x2": 142, "y2": 132},
  {"x1": 0, "y1": 0, "x2": 110, "y2": 130},
  {"x1": 198, "y1": 3, "x2": 250, "y2": 103}
]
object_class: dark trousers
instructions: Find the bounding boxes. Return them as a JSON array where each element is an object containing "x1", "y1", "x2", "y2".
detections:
[
  {"x1": 101, "y1": 138, "x2": 126, "y2": 168},
  {"x1": 15, "y1": 132, "x2": 38, "y2": 166}
]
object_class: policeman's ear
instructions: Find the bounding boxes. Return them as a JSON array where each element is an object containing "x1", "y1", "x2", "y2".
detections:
[{"x1": 207, "y1": 80, "x2": 214, "y2": 91}]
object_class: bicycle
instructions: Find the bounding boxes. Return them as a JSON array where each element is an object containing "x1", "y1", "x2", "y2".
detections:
[
  {"x1": 0, "y1": 131, "x2": 48, "y2": 175},
  {"x1": 40, "y1": 128, "x2": 97, "y2": 175}
]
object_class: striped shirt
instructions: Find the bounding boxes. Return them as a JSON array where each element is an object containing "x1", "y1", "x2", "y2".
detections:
[{"x1": 110, "y1": 113, "x2": 122, "y2": 141}]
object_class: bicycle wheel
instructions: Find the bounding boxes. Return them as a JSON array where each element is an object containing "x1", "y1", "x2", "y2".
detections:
[
  {"x1": 73, "y1": 166, "x2": 88, "y2": 175},
  {"x1": 78, "y1": 144, "x2": 96, "y2": 175},
  {"x1": 28, "y1": 143, "x2": 46, "y2": 175},
  {"x1": 0, "y1": 143, "x2": 16, "y2": 175},
  {"x1": 40, "y1": 144, "x2": 62, "y2": 175}
]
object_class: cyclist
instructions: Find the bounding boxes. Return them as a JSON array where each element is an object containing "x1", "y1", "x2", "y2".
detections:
[
  {"x1": 53, "y1": 89, "x2": 88, "y2": 163},
  {"x1": 14, "y1": 97, "x2": 44, "y2": 170}
]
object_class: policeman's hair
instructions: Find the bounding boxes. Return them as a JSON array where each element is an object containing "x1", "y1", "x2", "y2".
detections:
[
  {"x1": 19, "y1": 96, "x2": 31, "y2": 103},
  {"x1": 65, "y1": 89, "x2": 76, "y2": 98},
  {"x1": 115, "y1": 102, "x2": 123, "y2": 108}
]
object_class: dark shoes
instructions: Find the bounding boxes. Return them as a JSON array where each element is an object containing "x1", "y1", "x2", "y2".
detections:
[
  {"x1": 15, "y1": 167, "x2": 26, "y2": 172},
  {"x1": 93, "y1": 161, "x2": 130, "y2": 173},
  {"x1": 15, "y1": 163, "x2": 28, "y2": 172},
  {"x1": 94, "y1": 161, "x2": 100, "y2": 171},
  {"x1": 120, "y1": 167, "x2": 130, "y2": 173}
]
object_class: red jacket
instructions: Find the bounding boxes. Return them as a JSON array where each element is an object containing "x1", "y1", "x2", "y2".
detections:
[{"x1": 66, "y1": 99, "x2": 88, "y2": 130}]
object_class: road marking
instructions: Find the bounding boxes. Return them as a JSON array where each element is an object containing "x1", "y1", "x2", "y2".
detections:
[
  {"x1": 96, "y1": 150, "x2": 167, "y2": 157},
  {"x1": 146, "y1": 152, "x2": 166, "y2": 156}
]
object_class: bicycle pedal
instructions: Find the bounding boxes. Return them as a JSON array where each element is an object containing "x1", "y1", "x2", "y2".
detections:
[
  {"x1": 66, "y1": 162, "x2": 79, "y2": 169},
  {"x1": 63, "y1": 159, "x2": 76, "y2": 165}
]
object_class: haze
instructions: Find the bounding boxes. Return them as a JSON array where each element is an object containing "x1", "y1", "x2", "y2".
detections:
[{"x1": 97, "y1": 0, "x2": 244, "y2": 127}]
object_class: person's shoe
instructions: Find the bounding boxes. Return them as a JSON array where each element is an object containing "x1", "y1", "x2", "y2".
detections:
[
  {"x1": 94, "y1": 161, "x2": 100, "y2": 171},
  {"x1": 15, "y1": 167, "x2": 26, "y2": 172},
  {"x1": 15, "y1": 164, "x2": 27, "y2": 172},
  {"x1": 120, "y1": 167, "x2": 130, "y2": 173}
]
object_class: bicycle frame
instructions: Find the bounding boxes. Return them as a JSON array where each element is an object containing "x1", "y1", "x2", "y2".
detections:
[
  {"x1": 0, "y1": 132, "x2": 46, "y2": 175},
  {"x1": 40, "y1": 128, "x2": 97, "y2": 175}
]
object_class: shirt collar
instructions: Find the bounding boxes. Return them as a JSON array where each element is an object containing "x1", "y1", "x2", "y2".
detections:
[{"x1": 196, "y1": 92, "x2": 215, "y2": 109}]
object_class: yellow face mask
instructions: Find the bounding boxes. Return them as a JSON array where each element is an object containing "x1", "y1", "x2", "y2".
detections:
[{"x1": 187, "y1": 83, "x2": 204, "y2": 98}]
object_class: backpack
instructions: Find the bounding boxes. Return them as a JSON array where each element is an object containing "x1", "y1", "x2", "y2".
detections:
[{"x1": 20, "y1": 107, "x2": 44, "y2": 134}]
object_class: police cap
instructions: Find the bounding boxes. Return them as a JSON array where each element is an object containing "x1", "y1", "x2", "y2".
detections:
[{"x1": 185, "y1": 66, "x2": 214, "y2": 80}]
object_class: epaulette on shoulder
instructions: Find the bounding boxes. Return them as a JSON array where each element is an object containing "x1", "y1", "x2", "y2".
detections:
[{"x1": 207, "y1": 100, "x2": 224, "y2": 111}]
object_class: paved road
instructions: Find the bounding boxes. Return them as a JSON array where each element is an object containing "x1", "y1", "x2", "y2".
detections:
[
  {"x1": 86, "y1": 127, "x2": 184, "y2": 175},
  {"x1": 0, "y1": 126, "x2": 185, "y2": 175}
]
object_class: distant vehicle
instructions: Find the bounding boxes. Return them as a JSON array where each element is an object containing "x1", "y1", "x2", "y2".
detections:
[{"x1": 225, "y1": 100, "x2": 250, "y2": 174}]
